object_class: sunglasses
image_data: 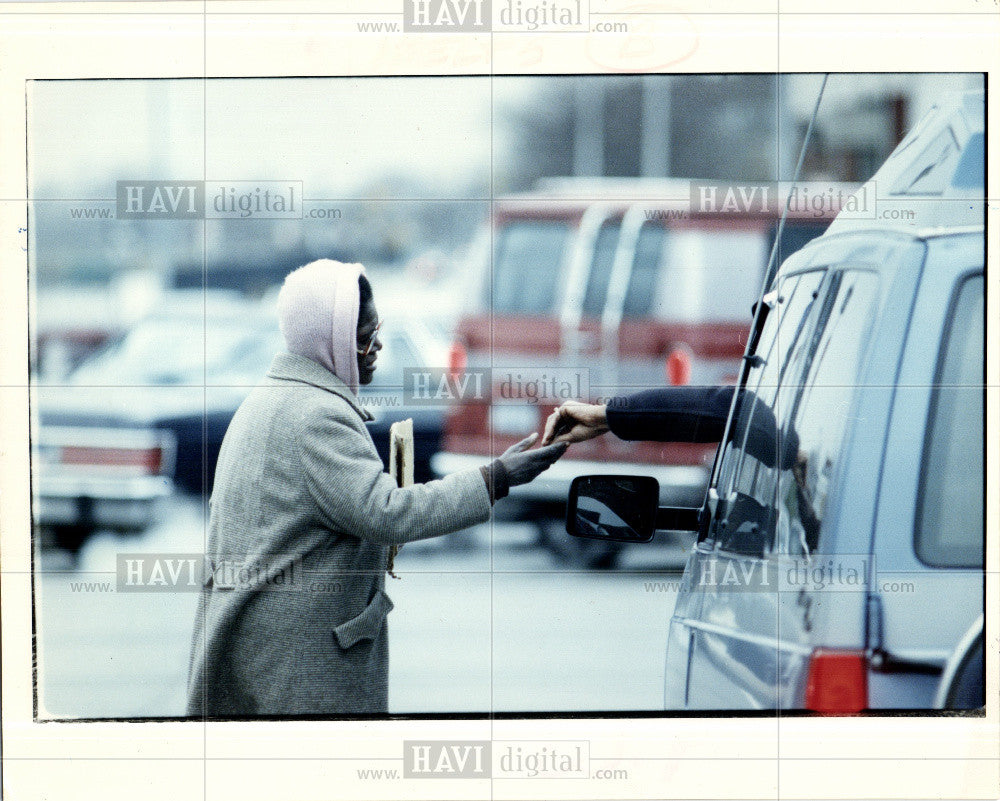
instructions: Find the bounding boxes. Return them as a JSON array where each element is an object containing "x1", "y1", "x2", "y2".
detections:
[{"x1": 357, "y1": 320, "x2": 382, "y2": 357}]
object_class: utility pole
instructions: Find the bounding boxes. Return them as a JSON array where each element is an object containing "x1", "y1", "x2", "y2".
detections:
[
  {"x1": 573, "y1": 77, "x2": 604, "y2": 177},
  {"x1": 640, "y1": 75, "x2": 671, "y2": 177}
]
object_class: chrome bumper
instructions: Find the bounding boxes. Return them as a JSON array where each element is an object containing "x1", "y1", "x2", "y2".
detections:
[{"x1": 35, "y1": 473, "x2": 173, "y2": 530}]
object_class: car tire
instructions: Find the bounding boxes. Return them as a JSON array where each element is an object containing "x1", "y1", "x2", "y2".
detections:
[
  {"x1": 51, "y1": 524, "x2": 93, "y2": 556},
  {"x1": 945, "y1": 636, "x2": 985, "y2": 710}
]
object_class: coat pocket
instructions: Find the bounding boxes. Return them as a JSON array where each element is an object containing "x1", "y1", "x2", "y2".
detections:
[{"x1": 332, "y1": 589, "x2": 394, "y2": 649}]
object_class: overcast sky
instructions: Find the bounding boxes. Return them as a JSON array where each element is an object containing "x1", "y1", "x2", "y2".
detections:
[{"x1": 28, "y1": 77, "x2": 538, "y2": 198}]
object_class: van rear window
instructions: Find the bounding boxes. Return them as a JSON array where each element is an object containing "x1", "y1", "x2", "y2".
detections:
[
  {"x1": 915, "y1": 273, "x2": 984, "y2": 568},
  {"x1": 488, "y1": 220, "x2": 570, "y2": 314}
]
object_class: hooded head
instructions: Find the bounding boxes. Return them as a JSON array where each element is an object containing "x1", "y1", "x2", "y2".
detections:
[{"x1": 276, "y1": 259, "x2": 369, "y2": 396}]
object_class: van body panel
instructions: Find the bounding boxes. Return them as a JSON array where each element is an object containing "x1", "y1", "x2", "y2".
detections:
[
  {"x1": 863, "y1": 233, "x2": 984, "y2": 706},
  {"x1": 664, "y1": 226, "x2": 982, "y2": 709},
  {"x1": 668, "y1": 550, "x2": 817, "y2": 709}
]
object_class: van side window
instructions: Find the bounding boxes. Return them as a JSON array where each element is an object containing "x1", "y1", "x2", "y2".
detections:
[
  {"x1": 581, "y1": 220, "x2": 622, "y2": 317},
  {"x1": 774, "y1": 270, "x2": 881, "y2": 556},
  {"x1": 713, "y1": 270, "x2": 825, "y2": 555},
  {"x1": 489, "y1": 220, "x2": 570, "y2": 314},
  {"x1": 915, "y1": 274, "x2": 984, "y2": 568},
  {"x1": 621, "y1": 222, "x2": 666, "y2": 317}
]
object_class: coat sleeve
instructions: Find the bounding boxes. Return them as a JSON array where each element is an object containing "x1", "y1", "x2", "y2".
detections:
[
  {"x1": 298, "y1": 406, "x2": 492, "y2": 545},
  {"x1": 605, "y1": 385, "x2": 736, "y2": 442}
]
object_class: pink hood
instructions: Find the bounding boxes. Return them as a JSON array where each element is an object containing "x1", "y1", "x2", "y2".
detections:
[{"x1": 276, "y1": 259, "x2": 368, "y2": 397}]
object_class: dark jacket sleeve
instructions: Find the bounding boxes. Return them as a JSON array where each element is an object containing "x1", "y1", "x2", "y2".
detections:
[
  {"x1": 606, "y1": 385, "x2": 799, "y2": 471},
  {"x1": 605, "y1": 386, "x2": 736, "y2": 443}
]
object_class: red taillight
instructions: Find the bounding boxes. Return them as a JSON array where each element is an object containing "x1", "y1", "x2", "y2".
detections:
[
  {"x1": 804, "y1": 649, "x2": 868, "y2": 714},
  {"x1": 448, "y1": 341, "x2": 468, "y2": 381},
  {"x1": 61, "y1": 446, "x2": 163, "y2": 474},
  {"x1": 666, "y1": 346, "x2": 692, "y2": 386}
]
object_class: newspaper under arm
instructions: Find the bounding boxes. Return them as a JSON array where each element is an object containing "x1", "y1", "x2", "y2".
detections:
[{"x1": 386, "y1": 418, "x2": 414, "y2": 578}]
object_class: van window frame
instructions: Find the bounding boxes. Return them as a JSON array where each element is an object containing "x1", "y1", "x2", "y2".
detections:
[
  {"x1": 771, "y1": 267, "x2": 882, "y2": 557},
  {"x1": 709, "y1": 262, "x2": 882, "y2": 558}
]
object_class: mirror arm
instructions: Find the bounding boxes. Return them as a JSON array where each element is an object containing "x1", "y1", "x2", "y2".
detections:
[{"x1": 655, "y1": 506, "x2": 701, "y2": 533}]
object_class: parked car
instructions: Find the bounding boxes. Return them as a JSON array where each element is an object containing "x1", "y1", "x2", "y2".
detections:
[
  {"x1": 566, "y1": 91, "x2": 984, "y2": 710},
  {"x1": 34, "y1": 288, "x2": 450, "y2": 553},
  {"x1": 434, "y1": 180, "x2": 836, "y2": 566},
  {"x1": 34, "y1": 290, "x2": 268, "y2": 552}
]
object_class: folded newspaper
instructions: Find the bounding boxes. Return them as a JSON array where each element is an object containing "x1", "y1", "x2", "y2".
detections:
[{"x1": 386, "y1": 418, "x2": 414, "y2": 578}]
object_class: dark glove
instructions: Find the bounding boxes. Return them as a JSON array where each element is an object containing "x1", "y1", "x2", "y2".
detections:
[{"x1": 497, "y1": 433, "x2": 568, "y2": 487}]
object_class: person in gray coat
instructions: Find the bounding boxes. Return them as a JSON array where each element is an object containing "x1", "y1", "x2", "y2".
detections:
[{"x1": 187, "y1": 259, "x2": 566, "y2": 717}]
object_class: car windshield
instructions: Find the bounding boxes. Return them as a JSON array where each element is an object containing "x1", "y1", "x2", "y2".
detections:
[
  {"x1": 489, "y1": 220, "x2": 571, "y2": 314},
  {"x1": 71, "y1": 317, "x2": 265, "y2": 385}
]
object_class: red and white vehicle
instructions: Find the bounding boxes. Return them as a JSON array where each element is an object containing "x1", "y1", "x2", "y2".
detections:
[{"x1": 434, "y1": 179, "x2": 843, "y2": 512}]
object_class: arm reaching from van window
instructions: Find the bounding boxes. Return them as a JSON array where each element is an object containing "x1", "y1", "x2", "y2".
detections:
[
  {"x1": 543, "y1": 386, "x2": 735, "y2": 445},
  {"x1": 604, "y1": 386, "x2": 736, "y2": 442},
  {"x1": 543, "y1": 385, "x2": 800, "y2": 472}
]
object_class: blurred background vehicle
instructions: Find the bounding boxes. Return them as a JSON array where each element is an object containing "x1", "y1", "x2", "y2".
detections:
[
  {"x1": 34, "y1": 290, "x2": 266, "y2": 553},
  {"x1": 433, "y1": 179, "x2": 840, "y2": 568},
  {"x1": 34, "y1": 287, "x2": 452, "y2": 553}
]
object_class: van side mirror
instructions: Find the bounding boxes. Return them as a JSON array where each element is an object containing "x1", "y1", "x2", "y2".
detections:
[{"x1": 566, "y1": 475, "x2": 702, "y2": 543}]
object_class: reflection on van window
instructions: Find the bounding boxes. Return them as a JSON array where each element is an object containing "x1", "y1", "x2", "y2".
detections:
[
  {"x1": 720, "y1": 271, "x2": 824, "y2": 506},
  {"x1": 490, "y1": 220, "x2": 570, "y2": 314},
  {"x1": 714, "y1": 270, "x2": 825, "y2": 556},
  {"x1": 916, "y1": 274, "x2": 984, "y2": 568},
  {"x1": 775, "y1": 270, "x2": 880, "y2": 556},
  {"x1": 581, "y1": 221, "x2": 621, "y2": 317},
  {"x1": 622, "y1": 222, "x2": 666, "y2": 317}
]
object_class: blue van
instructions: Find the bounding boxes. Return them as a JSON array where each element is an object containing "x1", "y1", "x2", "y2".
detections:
[{"x1": 566, "y1": 91, "x2": 985, "y2": 711}]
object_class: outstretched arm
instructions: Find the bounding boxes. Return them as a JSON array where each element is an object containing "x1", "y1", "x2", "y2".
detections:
[{"x1": 543, "y1": 386, "x2": 735, "y2": 445}]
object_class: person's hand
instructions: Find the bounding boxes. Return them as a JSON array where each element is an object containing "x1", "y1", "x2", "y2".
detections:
[
  {"x1": 497, "y1": 433, "x2": 568, "y2": 487},
  {"x1": 541, "y1": 401, "x2": 609, "y2": 445}
]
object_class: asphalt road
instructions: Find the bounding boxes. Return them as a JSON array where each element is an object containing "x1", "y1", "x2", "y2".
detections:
[{"x1": 34, "y1": 495, "x2": 685, "y2": 718}]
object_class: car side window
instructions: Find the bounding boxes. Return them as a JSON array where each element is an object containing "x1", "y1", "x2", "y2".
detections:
[
  {"x1": 773, "y1": 270, "x2": 881, "y2": 556},
  {"x1": 915, "y1": 273, "x2": 984, "y2": 568},
  {"x1": 621, "y1": 222, "x2": 666, "y2": 318},
  {"x1": 713, "y1": 270, "x2": 825, "y2": 555},
  {"x1": 581, "y1": 220, "x2": 622, "y2": 317}
]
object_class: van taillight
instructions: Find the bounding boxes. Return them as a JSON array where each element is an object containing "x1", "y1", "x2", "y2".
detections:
[
  {"x1": 804, "y1": 649, "x2": 868, "y2": 713},
  {"x1": 448, "y1": 341, "x2": 468, "y2": 381},
  {"x1": 61, "y1": 446, "x2": 163, "y2": 475},
  {"x1": 666, "y1": 346, "x2": 692, "y2": 386}
]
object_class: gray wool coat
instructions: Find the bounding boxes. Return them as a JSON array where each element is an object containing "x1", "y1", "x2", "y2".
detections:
[{"x1": 187, "y1": 352, "x2": 491, "y2": 716}]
